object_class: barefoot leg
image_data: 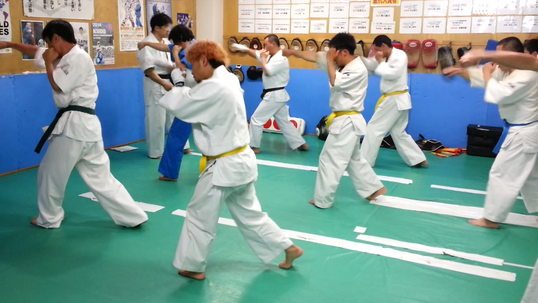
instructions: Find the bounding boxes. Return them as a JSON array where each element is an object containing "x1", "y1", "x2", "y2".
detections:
[
  {"x1": 279, "y1": 245, "x2": 303, "y2": 269},
  {"x1": 30, "y1": 217, "x2": 37, "y2": 226},
  {"x1": 159, "y1": 175, "x2": 178, "y2": 182},
  {"x1": 297, "y1": 143, "x2": 309, "y2": 151},
  {"x1": 366, "y1": 187, "x2": 388, "y2": 201},
  {"x1": 178, "y1": 270, "x2": 206, "y2": 281},
  {"x1": 468, "y1": 218, "x2": 499, "y2": 229}
]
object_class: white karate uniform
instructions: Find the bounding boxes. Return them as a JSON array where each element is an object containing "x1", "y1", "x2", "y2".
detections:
[
  {"x1": 159, "y1": 66, "x2": 293, "y2": 272},
  {"x1": 468, "y1": 67, "x2": 538, "y2": 222},
  {"x1": 522, "y1": 258, "x2": 538, "y2": 303},
  {"x1": 137, "y1": 33, "x2": 174, "y2": 158},
  {"x1": 360, "y1": 48, "x2": 426, "y2": 167},
  {"x1": 249, "y1": 50, "x2": 306, "y2": 150},
  {"x1": 33, "y1": 46, "x2": 148, "y2": 228},
  {"x1": 312, "y1": 53, "x2": 384, "y2": 208}
]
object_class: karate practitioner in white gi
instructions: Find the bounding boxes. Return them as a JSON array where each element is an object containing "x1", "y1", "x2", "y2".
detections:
[
  {"x1": 360, "y1": 35, "x2": 428, "y2": 168},
  {"x1": 137, "y1": 13, "x2": 175, "y2": 159},
  {"x1": 158, "y1": 40, "x2": 303, "y2": 280},
  {"x1": 454, "y1": 38, "x2": 538, "y2": 303},
  {"x1": 284, "y1": 33, "x2": 387, "y2": 209},
  {"x1": 0, "y1": 21, "x2": 148, "y2": 229},
  {"x1": 444, "y1": 37, "x2": 538, "y2": 230},
  {"x1": 231, "y1": 35, "x2": 309, "y2": 154}
]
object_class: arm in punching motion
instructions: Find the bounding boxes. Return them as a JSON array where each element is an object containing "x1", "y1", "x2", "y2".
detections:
[
  {"x1": 282, "y1": 49, "x2": 317, "y2": 62},
  {"x1": 0, "y1": 42, "x2": 39, "y2": 58},
  {"x1": 442, "y1": 67, "x2": 470, "y2": 81},
  {"x1": 461, "y1": 49, "x2": 538, "y2": 71},
  {"x1": 137, "y1": 41, "x2": 171, "y2": 52}
]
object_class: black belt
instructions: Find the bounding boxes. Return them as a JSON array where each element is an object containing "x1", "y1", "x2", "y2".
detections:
[
  {"x1": 145, "y1": 73, "x2": 171, "y2": 80},
  {"x1": 261, "y1": 87, "x2": 285, "y2": 99},
  {"x1": 35, "y1": 105, "x2": 96, "y2": 154}
]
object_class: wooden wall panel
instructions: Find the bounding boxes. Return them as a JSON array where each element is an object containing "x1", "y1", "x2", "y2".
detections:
[
  {"x1": 0, "y1": 0, "x2": 196, "y2": 75},
  {"x1": 223, "y1": 0, "x2": 537, "y2": 73}
]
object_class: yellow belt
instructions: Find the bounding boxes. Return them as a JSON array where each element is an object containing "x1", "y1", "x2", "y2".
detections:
[
  {"x1": 375, "y1": 90, "x2": 408, "y2": 111},
  {"x1": 326, "y1": 111, "x2": 361, "y2": 129},
  {"x1": 199, "y1": 145, "x2": 249, "y2": 174}
]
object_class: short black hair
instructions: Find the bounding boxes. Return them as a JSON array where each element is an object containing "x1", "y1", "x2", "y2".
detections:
[
  {"x1": 328, "y1": 33, "x2": 356, "y2": 55},
  {"x1": 498, "y1": 37, "x2": 524, "y2": 53},
  {"x1": 168, "y1": 25, "x2": 194, "y2": 45},
  {"x1": 265, "y1": 34, "x2": 280, "y2": 47},
  {"x1": 150, "y1": 13, "x2": 172, "y2": 32},
  {"x1": 373, "y1": 35, "x2": 392, "y2": 48},
  {"x1": 42, "y1": 19, "x2": 76, "y2": 44},
  {"x1": 524, "y1": 39, "x2": 538, "y2": 54}
]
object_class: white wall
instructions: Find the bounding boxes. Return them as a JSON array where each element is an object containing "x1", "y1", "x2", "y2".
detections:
[{"x1": 196, "y1": 0, "x2": 223, "y2": 46}]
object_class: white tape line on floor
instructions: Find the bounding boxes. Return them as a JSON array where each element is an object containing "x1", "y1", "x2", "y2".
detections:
[
  {"x1": 370, "y1": 195, "x2": 538, "y2": 228},
  {"x1": 171, "y1": 209, "x2": 516, "y2": 282},
  {"x1": 79, "y1": 192, "x2": 164, "y2": 213},
  {"x1": 431, "y1": 185, "x2": 523, "y2": 200},
  {"x1": 356, "y1": 234, "x2": 504, "y2": 266},
  {"x1": 189, "y1": 153, "x2": 412, "y2": 185}
]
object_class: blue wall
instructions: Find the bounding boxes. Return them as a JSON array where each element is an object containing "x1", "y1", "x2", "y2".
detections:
[
  {"x1": 0, "y1": 69, "x2": 146, "y2": 175},
  {"x1": 0, "y1": 66, "x2": 503, "y2": 175},
  {"x1": 240, "y1": 66, "x2": 504, "y2": 146}
]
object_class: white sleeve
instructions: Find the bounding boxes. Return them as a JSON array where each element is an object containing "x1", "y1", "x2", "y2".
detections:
[
  {"x1": 484, "y1": 71, "x2": 538, "y2": 106},
  {"x1": 255, "y1": 51, "x2": 262, "y2": 64},
  {"x1": 158, "y1": 81, "x2": 226, "y2": 124},
  {"x1": 34, "y1": 47, "x2": 46, "y2": 69},
  {"x1": 333, "y1": 68, "x2": 367, "y2": 92},
  {"x1": 171, "y1": 68, "x2": 185, "y2": 85},
  {"x1": 374, "y1": 52, "x2": 407, "y2": 80},
  {"x1": 315, "y1": 52, "x2": 329, "y2": 75},
  {"x1": 52, "y1": 53, "x2": 90, "y2": 93},
  {"x1": 360, "y1": 57, "x2": 379, "y2": 73},
  {"x1": 468, "y1": 67, "x2": 485, "y2": 88},
  {"x1": 137, "y1": 47, "x2": 156, "y2": 72},
  {"x1": 264, "y1": 56, "x2": 289, "y2": 76},
  {"x1": 469, "y1": 66, "x2": 504, "y2": 88}
]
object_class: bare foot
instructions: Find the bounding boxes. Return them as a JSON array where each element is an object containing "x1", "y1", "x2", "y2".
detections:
[
  {"x1": 366, "y1": 187, "x2": 388, "y2": 201},
  {"x1": 413, "y1": 160, "x2": 429, "y2": 167},
  {"x1": 279, "y1": 245, "x2": 303, "y2": 269},
  {"x1": 178, "y1": 270, "x2": 206, "y2": 280},
  {"x1": 159, "y1": 175, "x2": 178, "y2": 182},
  {"x1": 251, "y1": 147, "x2": 261, "y2": 154},
  {"x1": 297, "y1": 143, "x2": 309, "y2": 151},
  {"x1": 30, "y1": 217, "x2": 37, "y2": 226},
  {"x1": 184, "y1": 149, "x2": 193, "y2": 154},
  {"x1": 149, "y1": 156, "x2": 162, "y2": 160},
  {"x1": 132, "y1": 220, "x2": 147, "y2": 228},
  {"x1": 469, "y1": 218, "x2": 499, "y2": 229}
]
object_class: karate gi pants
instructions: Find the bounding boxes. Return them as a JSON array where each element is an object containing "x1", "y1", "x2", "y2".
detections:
[
  {"x1": 144, "y1": 79, "x2": 174, "y2": 158},
  {"x1": 313, "y1": 117, "x2": 384, "y2": 208},
  {"x1": 36, "y1": 134, "x2": 148, "y2": 228},
  {"x1": 250, "y1": 100, "x2": 305, "y2": 150},
  {"x1": 173, "y1": 165, "x2": 293, "y2": 273},
  {"x1": 361, "y1": 96, "x2": 426, "y2": 167},
  {"x1": 158, "y1": 118, "x2": 192, "y2": 180},
  {"x1": 483, "y1": 126, "x2": 538, "y2": 223},
  {"x1": 522, "y1": 258, "x2": 538, "y2": 303}
]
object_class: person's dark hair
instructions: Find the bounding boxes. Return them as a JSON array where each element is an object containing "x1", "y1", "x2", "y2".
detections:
[
  {"x1": 524, "y1": 39, "x2": 538, "y2": 54},
  {"x1": 42, "y1": 19, "x2": 76, "y2": 44},
  {"x1": 150, "y1": 13, "x2": 172, "y2": 32},
  {"x1": 168, "y1": 25, "x2": 194, "y2": 45},
  {"x1": 373, "y1": 35, "x2": 392, "y2": 48},
  {"x1": 265, "y1": 34, "x2": 280, "y2": 47},
  {"x1": 328, "y1": 33, "x2": 356, "y2": 55},
  {"x1": 498, "y1": 37, "x2": 524, "y2": 53}
]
